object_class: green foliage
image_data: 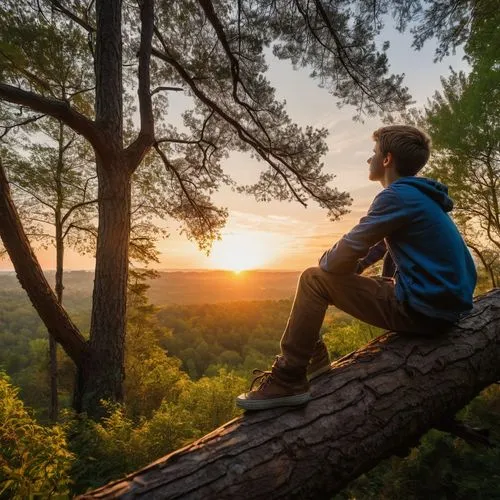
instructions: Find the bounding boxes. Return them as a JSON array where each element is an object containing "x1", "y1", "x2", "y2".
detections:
[
  {"x1": 179, "y1": 369, "x2": 247, "y2": 435},
  {"x1": 404, "y1": 0, "x2": 490, "y2": 60},
  {"x1": 63, "y1": 281, "x2": 248, "y2": 493},
  {"x1": 158, "y1": 299, "x2": 295, "y2": 378},
  {"x1": 125, "y1": 277, "x2": 189, "y2": 419},
  {"x1": 323, "y1": 317, "x2": 382, "y2": 358},
  {"x1": 0, "y1": 286, "x2": 89, "y2": 420},
  {"x1": 0, "y1": 372, "x2": 74, "y2": 498},
  {"x1": 419, "y1": 0, "x2": 500, "y2": 289},
  {"x1": 67, "y1": 369, "x2": 246, "y2": 494}
]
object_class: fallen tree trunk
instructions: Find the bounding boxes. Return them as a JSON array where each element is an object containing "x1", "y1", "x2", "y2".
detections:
[
  {"x1": 0, "y1": 160, "x2": 88, "y2": 366},
  {"x1": 81, "y1": 289, "x2": 500, "y2": 499}
]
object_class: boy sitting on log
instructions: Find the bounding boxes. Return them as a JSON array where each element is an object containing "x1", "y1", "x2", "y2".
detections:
[{"x1": 236, "y1": 125, "x2": 477, "y2": 411}]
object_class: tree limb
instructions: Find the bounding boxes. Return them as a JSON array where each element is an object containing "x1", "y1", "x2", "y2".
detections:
[
  {"x1": 124, "y1": 0, "x2": 155, "y2": 171},
  {"x1": 0, "y1": 48, "x2": 55, "y2": 95},
  {"x1": 0, "y1": 83, "x2": 105, "y2": 153},
  {"x1": 435, "y1": 416, "x2": 493, "y2": 448},
  {"x1": 151, "y1": 86, "x2": 184, "y2": 95},
  {"x1": 10, "y1": 182, "x2": 57, "y2": 212},
  {"x1": 154, "y1": 142, "x2": 219, "y2": 232},
  {"x1": 61, "y1": 198, "x2": 98, "y2": 225},
  {"x1": 151, "y1": 44, "x2": 311, "y2": 207},
  {"x1": 0, "y1": 114, "x2": 46, "y2": 139},
  {"x1": 63, "y1": 222, "x2": 97, "y2": 240},
  {"x1": 47, "y1": 0, "x2": 95, "y2": 32},
  {"x1": 197, "y1": 0, "x2": 272, "y2": 144}
]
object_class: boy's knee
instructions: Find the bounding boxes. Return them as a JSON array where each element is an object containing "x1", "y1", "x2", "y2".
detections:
[
  {"x1": 299, "y1": 266, "x2": 335, "y2": 286},
  {"x1": 300, "y1": 266, "x2": 322, "y2": 282},
  {"x1": 300, "y1": 266, "x2": 356, "y2": 289}
]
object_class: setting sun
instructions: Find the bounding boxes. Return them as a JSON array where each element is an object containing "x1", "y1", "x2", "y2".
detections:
[{"x1": 209, "y1": 232, "x2": 276, "y2": 272}]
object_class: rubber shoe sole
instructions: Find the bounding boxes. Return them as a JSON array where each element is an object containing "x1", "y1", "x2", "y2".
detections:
[
  {"x1": 307, "y1": 363, "x2": 331, "y2": 381},
  {"x1": 236, "y1": 392, "x2": 311, "y2": 411}
]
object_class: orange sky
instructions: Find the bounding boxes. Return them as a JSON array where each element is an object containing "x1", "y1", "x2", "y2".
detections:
[{"x1": 0, "y1": 26, "x2": 468, "y2": 273}]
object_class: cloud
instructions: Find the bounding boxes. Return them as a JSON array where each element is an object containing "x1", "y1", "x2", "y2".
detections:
[
  {"x1": 267, "y1": 214, "x2": 296, "y2": 223},
  {"x1": 227, "y1": 211, "x2": 302, "y2": 233}
]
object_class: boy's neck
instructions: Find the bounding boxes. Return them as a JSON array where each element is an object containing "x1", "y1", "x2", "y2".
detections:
[{"x1": 380, "y1": 168, "x2": 401, "y2": 188}]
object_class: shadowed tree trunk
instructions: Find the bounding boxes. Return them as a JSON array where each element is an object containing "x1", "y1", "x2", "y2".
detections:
[
  {"x1": 50, "y1": 207, "x2": 64, "y2": 421},
  {"x1": 73, "y1": 0, "x2": 128, "y2": 415},
  {"x1": 50, "y1": 120, "x2": 66, "y2": 422},
  {"x1": 81, "y1": 289, "x2": 500, "y2": 500},
  {"x1": 75, "y1": 156, "x2": 132, "y2": 413}
]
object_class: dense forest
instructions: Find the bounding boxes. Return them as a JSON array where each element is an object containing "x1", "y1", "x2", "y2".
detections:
[{"x1": 1, "y1": 271, "x2": 500, "y2": 497}]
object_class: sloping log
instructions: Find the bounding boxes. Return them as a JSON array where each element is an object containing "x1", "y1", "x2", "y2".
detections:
[
  {"x1": 0, "y1": 161, "x2": 88, "y2": 366},
  {"x1": 81, "y1": 289, "x2": 500, "y2": 499}
]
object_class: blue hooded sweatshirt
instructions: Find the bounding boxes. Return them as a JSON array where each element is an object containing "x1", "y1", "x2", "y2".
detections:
[{"x1": 319, "y1": 177, "x2": 477, "y2": 322}]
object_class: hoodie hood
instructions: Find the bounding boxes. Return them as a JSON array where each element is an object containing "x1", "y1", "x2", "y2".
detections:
[{"x1": 394, "y1": 177, "x2": 454, "y2": 212}]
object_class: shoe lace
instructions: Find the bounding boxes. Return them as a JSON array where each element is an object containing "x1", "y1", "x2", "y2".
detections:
[{"x1": 250, "y1": 369, "x2": 273, "y2": 391}]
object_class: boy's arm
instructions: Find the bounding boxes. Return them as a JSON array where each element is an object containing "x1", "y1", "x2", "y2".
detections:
[
  {"x1": 355, "y1": 240, "x2": 387, "y2": 274},
  {"x1": 319, "y1": 188, "x2": 408, "y2": 274}
]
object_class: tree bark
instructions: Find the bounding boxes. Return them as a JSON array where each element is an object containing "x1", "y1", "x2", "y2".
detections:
[
  {"x1": 81, "y1": 289, "x2": 500, "y2": 500},
  {"x1": 71, "y1": 0, "x2": 130, "y2": 417},
  {"x1": 75, "y1": 156, "x2": 131, "y2": 415}
]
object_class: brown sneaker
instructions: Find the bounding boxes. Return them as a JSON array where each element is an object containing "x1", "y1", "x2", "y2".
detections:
[
  {"x1": 236, "y1": 357, "x2": 311, "y2": 411},
  {"x1": 307, "y1": 340, "x2": 331, "y2": 380}
]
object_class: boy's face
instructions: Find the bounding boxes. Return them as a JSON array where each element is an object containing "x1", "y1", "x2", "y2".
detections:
[{"x1": 367, "y1": 141, "x2": 385, "y2": 182}]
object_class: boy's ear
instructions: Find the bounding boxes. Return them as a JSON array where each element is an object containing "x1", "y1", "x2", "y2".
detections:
[{"x1": 383, "y1": 151, "x2": 393, "y2": 168}]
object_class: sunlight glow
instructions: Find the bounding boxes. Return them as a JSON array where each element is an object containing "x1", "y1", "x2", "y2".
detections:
[{"x1": 209, "y1": 232, "x2": 276, "y2": 272}]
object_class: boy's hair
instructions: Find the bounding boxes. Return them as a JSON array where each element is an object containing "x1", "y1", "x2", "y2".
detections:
[{"x1": 373, "y1": 125, "x2": 431, "y2": 176}]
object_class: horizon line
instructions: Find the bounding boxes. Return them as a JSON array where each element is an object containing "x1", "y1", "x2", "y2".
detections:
[{"x1": 0, "y1": 267, "x2": 303, "y2": 273}]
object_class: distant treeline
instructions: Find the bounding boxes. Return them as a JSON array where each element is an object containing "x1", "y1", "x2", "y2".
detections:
[{"x1": 0, "y1": 269, "x2": 301, "y2": 304}]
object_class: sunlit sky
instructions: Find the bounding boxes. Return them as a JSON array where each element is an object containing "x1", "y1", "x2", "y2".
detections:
[{"x1": 0, "y1": 23, "x2": 469, "y2": 272}]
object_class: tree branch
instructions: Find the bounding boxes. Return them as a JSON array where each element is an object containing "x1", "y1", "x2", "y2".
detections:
[
  {"x1": 0, "y1": 48, "x2": 55, "y2": 95},
  {"x1": 61, "y1": 198, "x2": 98, "y2": 225},
  {"x1": 151, "y1": 86, "x2": 184, "y2": 95},
  {"x1": 197, "y1": 0, "x2": 272, "y2": 144},
  {"x1": 0, "y1": 83, "x2": 105, "y2": 153},
  {"x1": 125, "y1": 0, "x2": 155, "y2": 170},
  {"x1": 82, "y1": 175, "x2": 98, "y2": 202},
  {"x1": 0, "y1": 114, "x2": 46, "y2": 139},
  {"x1": 151, "y1": 44, "x2": 309, "y2": 207},
  {"x1": 63, "y1": 222, "x2": 97, "y2": 240},
  {"x1": 10, "y1": 182, "x2": 57, "y2": 212},
  {"x1": 466, "y1": 241, "x2": 497, "y2": 288},
  {"x1": 154, "y1": 142, "x2": 221, "y2": 233},
  {"x1": 68, "y1": 86, "x2": 96, "y2": 100},
  {"x1": 47, "y1": 0, "x2": 95, "y2": 32},
  {"x1": 303, "y1": 0, "x2": 378, "y2": 106}
]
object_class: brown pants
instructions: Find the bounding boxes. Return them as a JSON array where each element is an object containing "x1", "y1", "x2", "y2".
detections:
[{"x1": 280, "y1": 266, "x2": 451, "y2": 369}]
